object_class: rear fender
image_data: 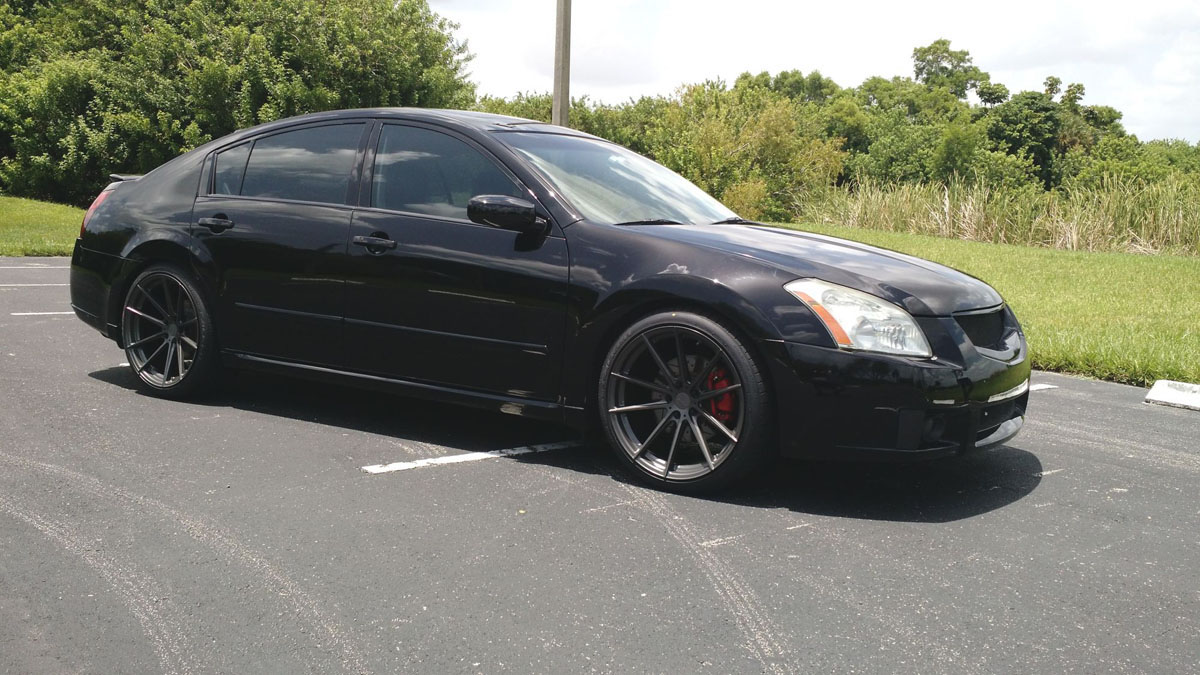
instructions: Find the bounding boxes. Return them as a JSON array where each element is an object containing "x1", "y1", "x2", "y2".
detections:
[{"x1": 107, "y1": 230, "x2": 218, "y2": 345}]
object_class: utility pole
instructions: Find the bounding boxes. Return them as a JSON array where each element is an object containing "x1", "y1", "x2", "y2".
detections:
[{"x1": 552, "y1": 0, "x2": 571, "y2": 127}]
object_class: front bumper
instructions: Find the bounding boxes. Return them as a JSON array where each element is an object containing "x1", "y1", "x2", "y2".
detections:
[{"x1": 762, "y1": 326, "x2": 1030, "y2": 461}]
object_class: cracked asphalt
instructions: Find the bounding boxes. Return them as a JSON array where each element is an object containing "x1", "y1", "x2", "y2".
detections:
[{"x1": 1, "y1": 257, "x2": 1198, "y2": 674}]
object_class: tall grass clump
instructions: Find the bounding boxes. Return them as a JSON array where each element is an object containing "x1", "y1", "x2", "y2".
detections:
[{"x1": 797, "y1": 176, "x2": 1200, "y2": 256}]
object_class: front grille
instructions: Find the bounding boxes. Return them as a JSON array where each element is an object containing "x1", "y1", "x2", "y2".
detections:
[{"x1": 956, "y1": 308, "x2": 1007, "y2": 350}]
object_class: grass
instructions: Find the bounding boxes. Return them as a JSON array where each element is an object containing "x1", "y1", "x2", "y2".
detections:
[
  {"x1": 1, "y1": 195, "x2": 1195, "y2": 386},
  {"x1": 797, "y1": 178, "x2": 1200, "y2": 256},
  {"x1": 0, "y1": 195, "x2": 84, "y2": 256},
  {"x1": 780, "y1": 221, "x2": 1200, "y2": 387}
]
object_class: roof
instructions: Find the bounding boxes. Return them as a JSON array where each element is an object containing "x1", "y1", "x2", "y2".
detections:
[{"x1": 190, "y1": 107, "x2": 603, "y2": 158}]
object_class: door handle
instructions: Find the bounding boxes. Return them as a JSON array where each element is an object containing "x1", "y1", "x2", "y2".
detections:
[
  {"x1": 198, "y1": 216, "x2": 235, "y2": 233},
  {"x1": 352, "y1": 235, "x2": 397, "y2": 251}
]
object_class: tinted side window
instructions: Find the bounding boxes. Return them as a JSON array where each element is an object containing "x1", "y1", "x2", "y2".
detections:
[
  {"x1": 372, "y1": 125, "x2": 522, "y2": 219},
  {"x1": 213, "y1": 142, "x2": 250, "y2": 195},
  {"x1": 240, "y1": 124, "x2": 365, "y2": 204}
]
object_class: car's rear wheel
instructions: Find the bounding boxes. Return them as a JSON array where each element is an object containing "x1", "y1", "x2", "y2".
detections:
[
  {"x1": 121, "y1": 265, "x2": 218, "y2": 399},
  {"x1": 598, "y1": 310, "x2": 772, "y2": 492}
]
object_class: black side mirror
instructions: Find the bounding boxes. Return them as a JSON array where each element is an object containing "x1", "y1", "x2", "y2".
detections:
[{"x1": 467, "y1": 195, "x2": 547, "y2": 235}]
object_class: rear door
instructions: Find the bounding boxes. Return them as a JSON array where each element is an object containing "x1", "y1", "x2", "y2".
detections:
[
  {"x1": 343, "y1": 122, "x2": 570, "y2": 401},
  {"x1": 193, "y1": 121, "x2": 368, "y2": 366}
]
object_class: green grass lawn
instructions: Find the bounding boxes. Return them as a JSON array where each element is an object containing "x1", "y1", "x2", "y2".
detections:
[
  {"x1": 0, "y1": 195, "x2": 1195, "y2": 386},
  {"x1": 0, "y1": 195, "x2": 84, "y2": 256},
  {"x1": 781, "y1": 222, "x2": 1200, "y2": 387}
]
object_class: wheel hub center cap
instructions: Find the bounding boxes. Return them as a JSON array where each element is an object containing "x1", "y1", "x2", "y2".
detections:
[
  {"x1": 166, "y1": 324, "x2": 179, "y2": 339},
  {"x1": 672, "y1": 392, "x2": 692, "y2": 410}
]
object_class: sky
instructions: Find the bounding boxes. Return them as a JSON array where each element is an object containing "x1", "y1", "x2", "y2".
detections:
[{"x1": 429, "y1": 0, "x2": 1200, "y2": 143}]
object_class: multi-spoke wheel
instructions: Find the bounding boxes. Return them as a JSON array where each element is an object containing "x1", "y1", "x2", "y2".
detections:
[
  {"x1": 121, "y1": 265, "x2": 218, "y2": 398},
  {"x1": 598, "y1": 311, "x2": 771, "y2": 492}
]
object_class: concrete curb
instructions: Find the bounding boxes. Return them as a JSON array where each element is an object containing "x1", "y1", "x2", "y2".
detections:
[{"x1": 1145, "y1": 380, "x2": 1200, "y2": 412}]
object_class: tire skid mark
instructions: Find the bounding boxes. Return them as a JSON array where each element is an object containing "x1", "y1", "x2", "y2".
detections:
[
  {"x1": 618, "y1": 482, "x2": 795, "y2": 675},
  {"x1": 523, "y1": 464, "x2": 793, "y2": 674},
  {"x1": 528, "y1": 461, "x2": 978, "y2": 671},
  {"x1": 0, "y1": 451, "x2": 371, "y2": 675},
  {"x1": 764, "y1": 513, "x2": 979, "y2": 672},
  {"x1": 0, "y1": 494, "x2": 196, "y2": 675},
  {"x1": 1028, "y1": 418, "x2": 1200, "y2": 474}
]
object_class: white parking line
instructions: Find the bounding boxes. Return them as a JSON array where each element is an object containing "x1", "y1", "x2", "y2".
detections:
[
  {"x1": 1030, "y1": 384, "x2": 1059, "y2": 392},
  {"x1": 0, "y1": 284, "x2": 68, "y2": 287},
  {"x1": 362, "y1": 440, "x2": 583, "y2": 474},
  {"x1": 0, "y1": 266, "x2": 70, "y2": 269},
  {"x1": 11, "y1": 311, "x2": 74, "y2": 316}
]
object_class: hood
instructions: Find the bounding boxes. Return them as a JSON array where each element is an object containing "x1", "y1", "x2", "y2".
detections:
[{"x1": 630, "y1": 224, "x2": 1002, "y2": 316}]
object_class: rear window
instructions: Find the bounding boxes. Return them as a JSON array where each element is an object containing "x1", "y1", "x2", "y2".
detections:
[{"x1": 239, "y1": 124, "x2": 365, "y2": 205}]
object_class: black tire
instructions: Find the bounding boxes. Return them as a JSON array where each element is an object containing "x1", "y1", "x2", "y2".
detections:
[
  {"x1": 120, "y1": 264, "x2": 219, "y2": 399},
  {"x1": 597, "y1": 310, "x2": 772, "y2": 493}
]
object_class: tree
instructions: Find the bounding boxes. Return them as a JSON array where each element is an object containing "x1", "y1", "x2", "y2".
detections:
[
  {"x1": 1061, "y1": 83, "x2": 1085, "y2": 108},
  {"x1": 912, "y1": 39, "x2": 986, "y2": 98},
  {"x1": 976, "y1": 81, "x2": 1010, "y2": 107},
  {"x1": 987, "y1": 91, "x2": 1062, "y2": 187},
  {"x1": 0, "y1": 0, "x2": 474, "y2": 203},
  {"x1": 1043, "y1": 76, "x2": 1062, "y2": 98},
  {"x1": 771, "y1": 69, "x2": 839, "y2": 103}
]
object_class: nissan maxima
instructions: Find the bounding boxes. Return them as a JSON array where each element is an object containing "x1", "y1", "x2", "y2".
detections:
[{"x1": 70, "y1": 108, "x2": 1030, "y2": 492}]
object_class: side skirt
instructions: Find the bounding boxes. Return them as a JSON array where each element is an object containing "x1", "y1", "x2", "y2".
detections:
[{"x1": 223, "y1": 351, "x2": 579, "y2": 428}]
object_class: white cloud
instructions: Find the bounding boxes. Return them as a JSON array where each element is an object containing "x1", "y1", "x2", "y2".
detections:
[{"x1": 431, "y1": 0, "x2": 1200, "y2": 141}]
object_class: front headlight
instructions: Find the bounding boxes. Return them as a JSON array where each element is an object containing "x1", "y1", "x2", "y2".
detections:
[{"x1": 784, "y1": 279, "x2": 932, "y2": 357}]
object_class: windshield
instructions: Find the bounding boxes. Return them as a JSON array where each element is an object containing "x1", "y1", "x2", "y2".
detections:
[{"x1": 501, "y1": 132, "x2": 737, "y2": 225}]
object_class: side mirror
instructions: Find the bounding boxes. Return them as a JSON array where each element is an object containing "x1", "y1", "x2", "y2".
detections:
[{"x1": 467, "y1": 195, "x2": 547, "y2": 235}]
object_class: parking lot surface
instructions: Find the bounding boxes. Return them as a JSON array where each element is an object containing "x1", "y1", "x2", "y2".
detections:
[{"x1": 1, "y1": 257, "x2": 1198, "y2": 674}]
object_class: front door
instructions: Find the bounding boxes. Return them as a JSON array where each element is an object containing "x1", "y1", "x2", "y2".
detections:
[
  {"x1": 343, "y1": 123, "x2": 569, "y2": 402},
  {"x1": 194, "y1": 122, "x2": 367, "y2": 366}
]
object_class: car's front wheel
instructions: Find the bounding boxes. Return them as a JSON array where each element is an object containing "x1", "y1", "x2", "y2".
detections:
[
  {"x1": 121, "y1": 264, "x2": 218, "y2": 399},
  {"x1": 598, "y1": 310, "x2": 772, "y2": 492}
]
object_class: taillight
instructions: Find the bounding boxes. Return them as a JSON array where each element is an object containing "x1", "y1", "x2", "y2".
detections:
[{"x1": 81, "y1": 186, "x2": 116, "y2": 237}]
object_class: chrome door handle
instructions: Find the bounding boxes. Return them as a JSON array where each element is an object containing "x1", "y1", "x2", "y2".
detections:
[
  {"x1": 198, "y1": 217, "x2": 234, "y2": 233},
  {"x1": 352, "y1": 235, "x2": 397, "y2": 251}
]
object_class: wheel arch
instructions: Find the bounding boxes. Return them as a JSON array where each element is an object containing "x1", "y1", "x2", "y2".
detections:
[
  {"x1": 568, "y1": 275, "x2": 782, "y2": 430},
  {"x1": 108, "y1": 230, "x2": 218, "y2": 345}
]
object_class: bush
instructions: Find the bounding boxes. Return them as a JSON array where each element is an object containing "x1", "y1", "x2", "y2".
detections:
[{"x1": 0, "y1": 0, "x2": 473, "y2": 204}]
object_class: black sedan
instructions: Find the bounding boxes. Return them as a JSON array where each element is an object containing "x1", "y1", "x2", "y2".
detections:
[{"x1": 70, "y1": 108, "x2": 1030, "y2": 492}]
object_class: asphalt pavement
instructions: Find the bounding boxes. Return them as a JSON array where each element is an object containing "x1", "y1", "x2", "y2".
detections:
[{"x1": 1, "y1": 257, "x2": 1197, "y2": 674}]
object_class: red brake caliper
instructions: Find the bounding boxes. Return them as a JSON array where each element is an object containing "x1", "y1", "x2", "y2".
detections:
[{"x1": 706, "y1": 368, "x2": 734, "y2": 423}]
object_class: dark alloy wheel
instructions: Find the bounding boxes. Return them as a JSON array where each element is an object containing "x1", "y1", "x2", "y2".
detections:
[
  {"x1": 598, "y1": 311, "x2": 771, "y2": 491},
  {"x1": 121, "y1": 265, "x2": 217, "y2": 398}
]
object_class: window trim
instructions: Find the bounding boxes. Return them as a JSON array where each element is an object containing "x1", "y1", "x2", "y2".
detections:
[{"x1": 193, "y1": 192, "x2": 358, "y2": 213}]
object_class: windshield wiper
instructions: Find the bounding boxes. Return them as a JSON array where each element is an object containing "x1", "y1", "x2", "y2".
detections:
[
  {"x1": 711, "y1": 216, "x2": 760, "y2": 225},
  {"x1": 612, "y1": 218, "x2": 685, "y2": 226}
]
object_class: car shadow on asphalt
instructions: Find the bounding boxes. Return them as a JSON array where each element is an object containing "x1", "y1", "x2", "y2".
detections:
[
  {"x1": 89, "y1": 365, "x2": 576, "y2": 453},
  {"x1": 90, "y1": 366, "x2": 1042, "y2": 523},
  {"x1": 520, "y1": 442, "x2": 1044, "y2": 524}
]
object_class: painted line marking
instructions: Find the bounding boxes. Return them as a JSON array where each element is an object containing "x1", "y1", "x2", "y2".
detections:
[
  {"x1": 1030, "y1": 384, "x2": 1059, "y2": 392},
  {"x1": 10, "y1": 311, "x2": 74, "y2": 316},
  {"x1": 0, "y1": 283, "x2": 68, "y2": 287},
  {"x1": 1034, "y1": 468, "x2": 1064, "y2": 477},
  {"x1": 361, "y1": 440, "x2": 582, "y2": 474},
  {"x1": 0, "y1": 266, "x2": 69, "y2": 269}
]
